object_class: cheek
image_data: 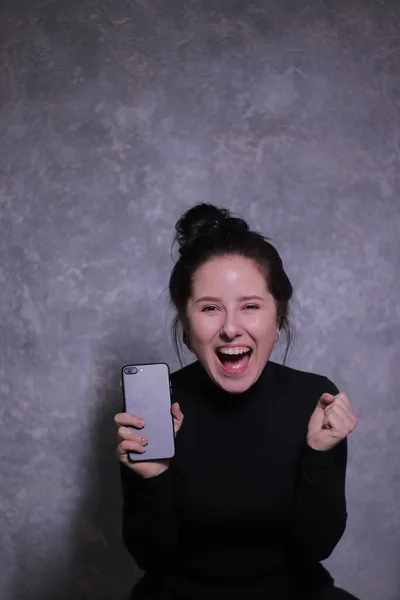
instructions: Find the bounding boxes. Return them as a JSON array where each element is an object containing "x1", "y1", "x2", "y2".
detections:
[
  {"x1": 190, "y1": 315, "x2": 220, "y2": 344},
  {"x1": 248, "y1": 313, "x2": 277, "y2": 338}
]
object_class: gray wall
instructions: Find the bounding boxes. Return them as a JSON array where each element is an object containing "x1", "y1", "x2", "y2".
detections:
[{"x1": 1, "y1": 0, "x2": 399, "y2": 599}]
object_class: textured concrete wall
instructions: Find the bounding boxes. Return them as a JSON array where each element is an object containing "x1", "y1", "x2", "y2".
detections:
[{"x1": 1, "y1": 1, "x2": 399, "y2": 599}]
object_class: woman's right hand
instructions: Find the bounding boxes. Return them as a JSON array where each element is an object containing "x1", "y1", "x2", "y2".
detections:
[{"x1": 114, "y1": 402, "x2": 184, "y2": 479}]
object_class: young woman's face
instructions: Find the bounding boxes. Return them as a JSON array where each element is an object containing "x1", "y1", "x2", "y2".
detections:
[{"x1": 186, "y1": 254, "x2": 279, "y2": 394}]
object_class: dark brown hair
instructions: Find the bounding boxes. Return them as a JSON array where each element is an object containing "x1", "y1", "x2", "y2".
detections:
[{"x1": 169, "y1": 203, "x2": 294, "y2": 365}]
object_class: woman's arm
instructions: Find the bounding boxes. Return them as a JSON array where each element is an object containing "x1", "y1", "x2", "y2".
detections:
[
  {"x1": 120, "y1": 464, "x2": 179, "y2": 572},
  {"x1": 289, "y1": 377, "x2": 349, "y2": 563},
  {"x1": 290, "y1": 437, "x2": 347, "y2": 562},
  {"x1": 116, "y1": 402, "x2": 184, "y2": 572}
]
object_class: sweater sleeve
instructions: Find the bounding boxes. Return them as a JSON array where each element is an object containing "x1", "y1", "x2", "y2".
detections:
[
  {"x1": 120, "y1": 464, "x2": 179, "y2": 572},
  {"x1": 289, "y1": 377, "x2": 348, "y2": 563}
]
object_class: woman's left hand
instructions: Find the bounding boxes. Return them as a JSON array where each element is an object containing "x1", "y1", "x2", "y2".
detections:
[{"x1": 307, "y1": 392, "x2": 358, "y2": 451}]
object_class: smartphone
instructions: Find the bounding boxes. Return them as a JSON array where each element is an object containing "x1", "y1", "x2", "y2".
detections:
[{"x1": 121, "y1": 362, "x2": 175, "y2": 462}]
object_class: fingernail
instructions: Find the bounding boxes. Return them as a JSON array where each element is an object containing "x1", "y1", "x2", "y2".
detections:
[
  {"x1": 141, "y1": 437, "x2": 148, "y2": 446},
  {"x1": 138, "y1": 421, "x2": 144, "y2": 428}
]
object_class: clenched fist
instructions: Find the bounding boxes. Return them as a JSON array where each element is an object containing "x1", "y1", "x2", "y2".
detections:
[{"x1": 307, "y1": 392, "x2": 357, "y2": 451}]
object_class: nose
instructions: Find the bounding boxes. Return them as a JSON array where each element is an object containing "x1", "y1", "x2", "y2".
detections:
[{"x1": 220, "y1": 311, "x2": 243, "y2": 340}]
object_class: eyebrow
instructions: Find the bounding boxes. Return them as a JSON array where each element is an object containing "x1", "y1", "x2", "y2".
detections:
[{"x1": 195, "y1": 295, "x2": 266, "y2": 304}]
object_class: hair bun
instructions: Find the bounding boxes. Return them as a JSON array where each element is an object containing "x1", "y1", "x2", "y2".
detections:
[{"x1": 175, "y1": 203, "x2": 249, "y2": 255}]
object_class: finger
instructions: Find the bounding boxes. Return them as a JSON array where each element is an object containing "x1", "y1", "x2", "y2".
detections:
[
  {"x1": 117, "y1": 427, "x2": 148, "y2": 445},
  {"x1": 318, "y1": 393, "x2": 336, "y2": 408},
  {"x1": 171, "y1": 402, "x2": 184, "y2": 422},
  {"x1": 117, "y1": 439, "x2": 147, "y2": 457},
  {"x1": 114, "y1": 412, "x2": 145, "y2": 429},
  {"x1": 329, "y1": 397, "x2": 358, "y2": 427},
  {"x1": 333, "y1": 392, "x2": 351, "y2": 409},
  {"x1": 324, "y1": 393, "x2": 354, "y2": 416},
  {"x1": 324, "y1": 402, "x2": 348, "y2": 421},
  {"x1": 322, "y1": 409, "x2": 356, "y2": 435},
  {"x1": 171, "y1": 402, "x2": 184, "y2": 435},
  {"x1": 322, "y1": 410, "x2": 345, "y2": 433},
  {"x1": 335, "y1": 397, "x2": 357, "y2": 427}
]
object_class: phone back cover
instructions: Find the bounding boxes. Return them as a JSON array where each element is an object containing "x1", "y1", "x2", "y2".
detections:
[{"x1": 122, "y1": 362, "x2": 175, "y2": 461}]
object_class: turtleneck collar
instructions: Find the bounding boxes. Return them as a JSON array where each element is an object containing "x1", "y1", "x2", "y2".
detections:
[{"x1": 192, "y1": 359, "x2": 277, "y2": 407}]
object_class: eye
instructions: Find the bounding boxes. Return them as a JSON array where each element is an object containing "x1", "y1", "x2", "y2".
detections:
[
  {"x1": 201, "y1": 305, "x2": 219, "y2": 312},
  {"x1": 243, "y1": 304, "x2": 259, "y2": 310}
]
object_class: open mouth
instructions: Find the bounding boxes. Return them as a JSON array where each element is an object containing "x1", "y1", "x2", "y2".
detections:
[{"x1": 215, "y1": 346, "x2": 253, "y2": 374}]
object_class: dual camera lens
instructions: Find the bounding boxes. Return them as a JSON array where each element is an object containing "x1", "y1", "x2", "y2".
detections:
[{"x1": 124, "y1": 366, "x2": 138, "y2": 375}]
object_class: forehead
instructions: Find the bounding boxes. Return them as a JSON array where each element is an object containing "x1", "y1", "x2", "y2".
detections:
[{"x1": 191, "y1": 255, "x2": 268, "y2": 295}]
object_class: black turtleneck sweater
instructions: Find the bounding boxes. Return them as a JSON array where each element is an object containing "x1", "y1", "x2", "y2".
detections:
[{"x1": 120, "y1": 360, "x2": 347, "y2": 600}]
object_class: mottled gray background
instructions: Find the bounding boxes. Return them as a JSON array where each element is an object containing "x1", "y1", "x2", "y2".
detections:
[{"x1": 1, "y1": 0, "x2": 399, "y2": 599}]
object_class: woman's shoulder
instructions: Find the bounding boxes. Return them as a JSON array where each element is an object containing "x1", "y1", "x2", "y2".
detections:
[
  {"x1": 267, "y1": 361, "x2": 340, "y2": 422},
  {"x1": 268, "y1": 360, "x2": 340, "y2": 396},
  {"x1": 168, "y1": 361, "x2": 205, "y2": 409},
  {"x1": 170, "y1": 360, "x2": 203, "y2": 390}
]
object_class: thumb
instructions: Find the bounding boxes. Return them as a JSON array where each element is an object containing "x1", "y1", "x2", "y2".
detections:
[
  {"x1": 171, "y1": 402, "x2": 184, "y2": 437},
  {"x1": 318, "y1": 393, "x2": 336, "y2": 409},
  {"x1": 171, "y1": 402, "x2": 184, "y2": 422}
]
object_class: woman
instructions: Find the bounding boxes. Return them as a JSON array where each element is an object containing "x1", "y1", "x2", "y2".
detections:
[{"x1": 115, "y1": 203, "x2": 359, "y2": 600}]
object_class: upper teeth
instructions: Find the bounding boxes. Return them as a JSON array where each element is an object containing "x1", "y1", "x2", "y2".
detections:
[{"x1": 218, "y1": 347, "x2": 251, "y2": 355}]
